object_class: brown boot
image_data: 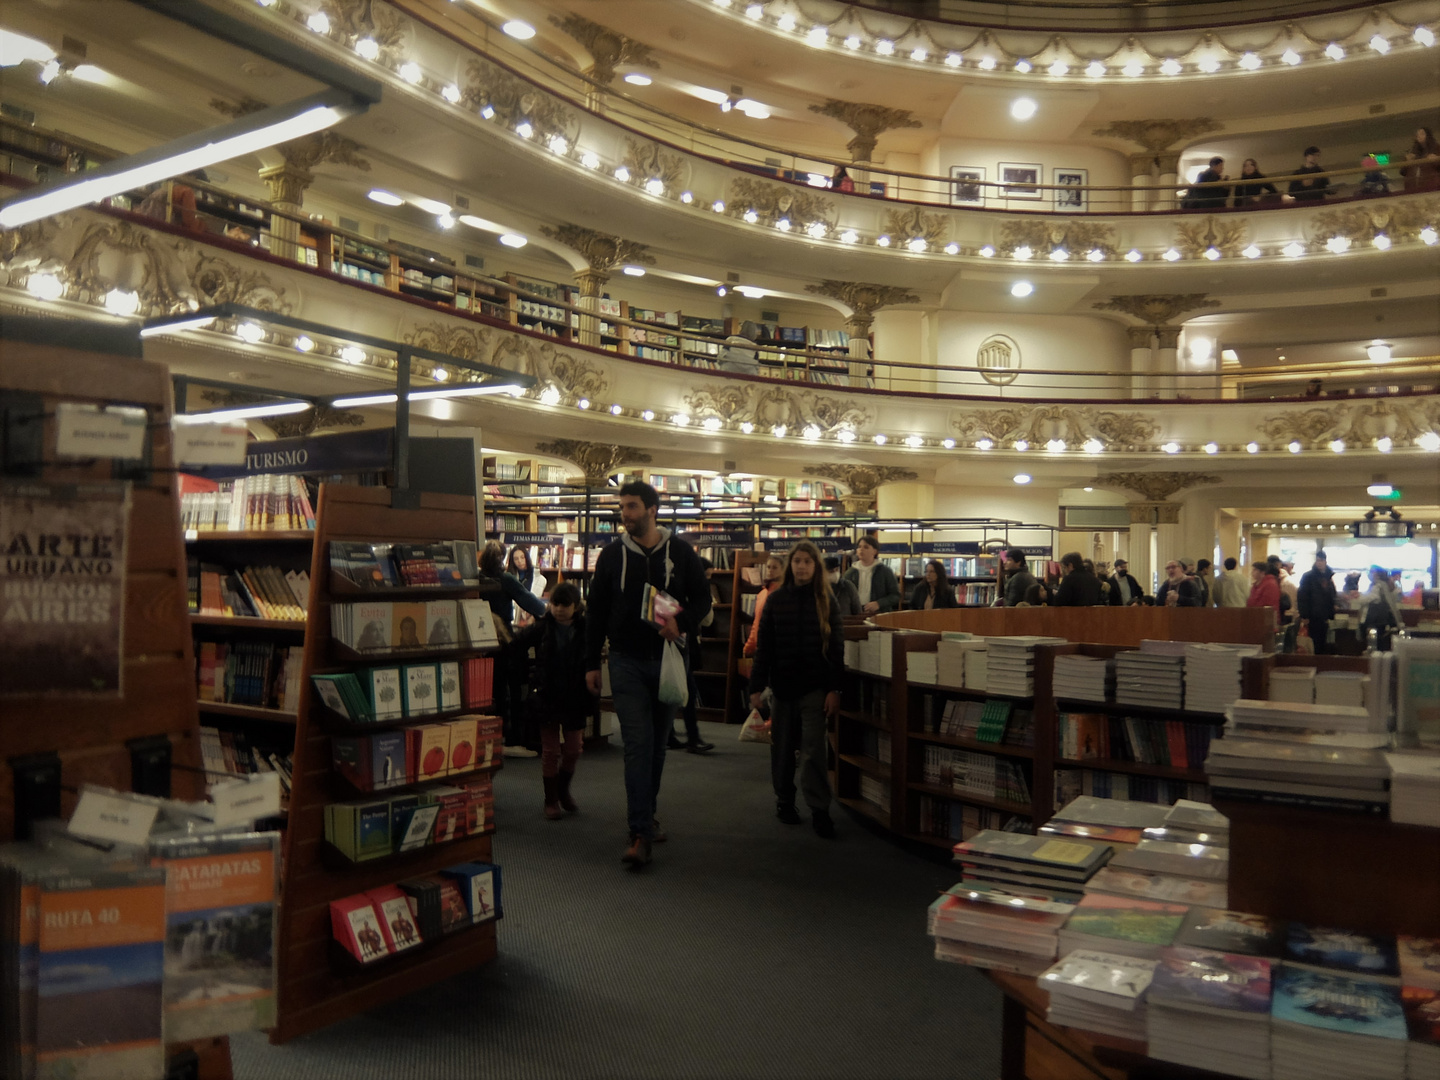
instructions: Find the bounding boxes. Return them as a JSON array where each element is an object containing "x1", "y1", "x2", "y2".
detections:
[
  {"x1": 542, "y1": 776, "x2": 564, "y2": 820},
  {"x1": 556, "y1": 770, "x2": 579, "y2": 813}
]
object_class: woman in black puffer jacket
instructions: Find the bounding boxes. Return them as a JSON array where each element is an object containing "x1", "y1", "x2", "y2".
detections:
[{"x1": 747, "y1": 539, "x2": 845, "y2": 838}]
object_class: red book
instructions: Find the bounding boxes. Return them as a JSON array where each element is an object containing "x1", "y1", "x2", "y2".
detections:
[
  {"x1": 366, "y1": 885, "x2": 421, "y2": 953},
  {"x1": 331, "y1": 893, "x2": 391, "y2": 963},
  {"x1": 1167, "y1": 722, "x2": 1189, "y2": 769}
]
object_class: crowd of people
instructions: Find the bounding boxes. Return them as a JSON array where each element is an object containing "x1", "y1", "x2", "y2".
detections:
[{"x1": 1180, "y1": 129, "x2": 1440, "y2": 209}]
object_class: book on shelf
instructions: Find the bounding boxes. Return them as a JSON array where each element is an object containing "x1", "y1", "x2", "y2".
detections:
[
  {"x1": 858, "y1": 775, "x2": 890, "y2": 817},
  {"x1": 917, "y1": 797, "x2": 1028, "y2": 843},
  {"x1": 1055, "y1": 711, "x2": 1218, "y2": 771},
  {"x1": 180, "y1": 473, "x2": 316, "y2": 533},
  {"x1": 324, "y1": 776, "x2": 494, "y2": 861},
  {"x1": 332, "y1": 599, "x2": 496, "y2": 652},
  {"x1": 198, "y1": 726, "x2": 294, "y2": 800},
  {"x1": 1054, "y1": 768, "x2": 1210, "y2": 808},
  {"x1": 191, "y1": 560, "x2": 308, "y2": 620},
  {"x1": 196, "y1": 641, "x2": 302, "y2": 711},
  {"x1": 1399, "y1": 935, "x2": 1440, "y2": 990},
  {"x1": 922, "y1": 746, "x2": 1031, "y2": 804},
  {"x1": 330, "y1": 716, "x2": 502, "y2": 792},
  {"x1": 928, "y1": 883, "x2": 1072, "y2": 976}
]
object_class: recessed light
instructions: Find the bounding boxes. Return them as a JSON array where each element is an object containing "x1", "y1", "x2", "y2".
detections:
[
  {"x1": 368, "y1": 189, "x2": 404, "y2": 206},
  {"x1": 1010, "y1": 97, "x2": 1038, "y2": 120},
  {"x1": 1011, "y1": 281, "x2": 1034, "y2": 298},
  {"x1": 622, "y1": 265, "x2": 646, "y2": 276},
  {"x1": 499, "y1": 233, "x2": 527, "y2": 248},
  {"x1": 502, "y1": 20, "x2": 536, "y2": 40},
  {"x1": 624, "y1": 73, "x2": 652, "y2": 86},
  {"x1": 1013, "y1": 473, "x2": 1031, "y2": 484}
]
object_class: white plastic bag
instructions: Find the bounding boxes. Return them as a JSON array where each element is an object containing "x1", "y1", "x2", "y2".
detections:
[
  {"x1": 739, "y1": 708, "x2": 772, "y2": 743},
  {"x1": 658, "y1": 640, "x2": 689, "y2": 707}
]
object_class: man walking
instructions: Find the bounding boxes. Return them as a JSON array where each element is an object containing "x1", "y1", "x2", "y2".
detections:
[
  {"x1": 1107, "y1": 558, "x2": 1143, "y2": 606},
  {"x1": 1297, "y1": 552, "x2": 1338, "y2": 654},
  {"x1": 585, "y1": 481, "x2": 711, "y2": 868},
  {"x1": 1002, "y1": 548, "x2": 1037, "y2": 607}
]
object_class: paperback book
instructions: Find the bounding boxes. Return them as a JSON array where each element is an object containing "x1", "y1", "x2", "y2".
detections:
[
  {"x1": 1285, "y1": 923, "x2": 1401, "y2": 981},
  {"x1": 1174, "y1": 907, "x2": 1284, "y2": 957}
]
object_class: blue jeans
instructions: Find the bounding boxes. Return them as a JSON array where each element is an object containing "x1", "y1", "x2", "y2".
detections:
[{"x1": 608, "y1": 652, "x2": 675, "y2": 839}]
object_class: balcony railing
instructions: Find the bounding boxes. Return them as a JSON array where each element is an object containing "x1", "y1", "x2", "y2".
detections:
[{"x1": 850, "y1": 0, "x2": 1382, "y2": 31}]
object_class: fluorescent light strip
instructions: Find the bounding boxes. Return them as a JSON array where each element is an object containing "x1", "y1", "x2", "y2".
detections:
[
  {"x1": 0, "y1": 91, "x2": 361, "y2": 228},
  {"x1": 331, "y1": 384, "x2": 524, "y2": 407},
  {"x1": 174, "y1": 401, "x2": 311, "y2": 425},
  {"x1": 139, "y1": 315, "x2": 216, "y2": 337}
]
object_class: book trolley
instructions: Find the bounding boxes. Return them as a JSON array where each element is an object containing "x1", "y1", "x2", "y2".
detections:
[
  {"x1": 270, "y1": 484, "x2": 502, "y2": 1043},
  {"x1": 0, "y1": 320, "x2": 234, "y2": 1078}
]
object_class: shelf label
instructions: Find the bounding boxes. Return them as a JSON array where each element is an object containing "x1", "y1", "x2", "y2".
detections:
[
  {"x1": 925, "y1": 542, "x2": 983, "y2": 556},
  {"x1": 54, "y1": 403, "x2": 147, "y2": 460},
  {"x1": 172, "y1": 422, "x2": 248, "y2": 466},
  {"x1": 500, "y1": 533, "x2": 562, "y2": 545},
  {"x1": 760, "y1": 535, "x2": 848, "y2": 552},
  {"x1": 676, "y1": 530, "x2": 753, "y2": 549},
  {"x1": 69, "y1": 788, "x2": 159, "y2": 846},
  {"x1": 208, "y1": 772, "x2": 282, "y2": 827}
]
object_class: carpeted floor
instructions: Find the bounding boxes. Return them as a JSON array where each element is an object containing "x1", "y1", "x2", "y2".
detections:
[{"x1": 232, "y1": 722, "x2": 1001, "y2": 1080}]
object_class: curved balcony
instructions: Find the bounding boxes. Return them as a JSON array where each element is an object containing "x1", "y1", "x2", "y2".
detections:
[{"x1": 848, "y1": 0, "x2": 1408, "y2": 32}]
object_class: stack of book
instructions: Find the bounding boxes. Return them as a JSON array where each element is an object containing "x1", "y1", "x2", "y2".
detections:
[
  {"x1": 1183, "y1": 642, "x2": 1261, "y2": 714},
  {"x1": 952, "y1": 830, "x2": 1113, "y2": 903},
  {"x1": 1146, "y1": 947, "x2": 1273, "y2": 1079},
  {"x1": 1115, "y1": 646, "x2": 1185, "y2": 711},
  {"x1": 1143, "y1": 799, "x2": 1230, "y2": 846},
  {"x1": 936, "y1": 635, "x2": 981, "y2": 687},
  {"x1": 1386, "y1": 752, "x2": 1440, "y2": 827},
  {"x1": 964, "y1": 644, "x2": 990, "y2": 691},
  {"x1": 1041, "y1": 949, "x2": 1157, "y2": 1040},
  {"x1": 1209, "y1": 700, "x2": 1391, "y2": 814},
  {"x1": 927, "y1": 883, "x2": 1074, "y2": 976},
  {"x1": 983, "y1": 636, "x2": 1066, "y2": 697},
  {"x1": 1110, "y1": 836, "x2": 1229, "y2": 884},
  {"x1": 1042, "y1": 795, "x2": 1161, "y2": 845},
  {"x1": 1052, "y1": 654, "x2": 1113, "y2": 703},
  {"x1": 907, "y1": 651, "x2": 938, "y2": 685},
  {"x1": 1403, "y1": 939, "x2": 1440, "y2": 1080},
  {"x1": 1057, "y1": 892, "x2": 1190, "y2": 961},
  {"x1": 1315, "y1": 670, "x2": 1370, "y2": 708},
  {"x1": 1271, "y1": 966, "x2": 1409, "y2": 1080},
  {"x1": 1269, "y1": 667, "x2": 1316, "y2": 703}
]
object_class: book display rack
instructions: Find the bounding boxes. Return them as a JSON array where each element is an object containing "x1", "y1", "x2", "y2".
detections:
[
  {"x1": 271, "y1": 484, "x2": 502, "y2": 1043},
  {"x1": 0, "y1": 321, "x2": 234, "y2": 1079}
]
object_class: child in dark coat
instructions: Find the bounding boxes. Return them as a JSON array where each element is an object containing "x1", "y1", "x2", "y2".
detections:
[{"x1": 511, "y1": 583, "x2": 591, "y2": 819}]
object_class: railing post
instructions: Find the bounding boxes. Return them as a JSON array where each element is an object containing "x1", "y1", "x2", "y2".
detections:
[
  {"x1": 1155, "y1": 151, "x2": 1182, "y2": 211},
  {"x1": 1128, "y1": 325, "x2": 1156, "y2": 399},
  {"x1": 1156, "y1": 325, "x2": 1182, "y2": 399},
  {"x1": 1129, "y1": 152, "x2": 1156, "y2": 213}
]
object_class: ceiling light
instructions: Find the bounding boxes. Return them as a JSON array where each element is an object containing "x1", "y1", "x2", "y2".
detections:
[
  {"x1": 176, "y1": 401, "x2": 310, "y2": 425},
  {"x1": 432, "y1": 367, "x2": 449, "y2": 382},
  {"x1": 1122, "y1": 60, "x2": 1144, "y2": 77},
  {"x1": 1013, "y1": 473, "x2": 1031, "y2": 484},
  {"x1": 735, "y1": 285, "x2": 765, "y2": 298},
  {"x1": 1203, "y1": 442, "x2": 1219, "y2": 455},
  {"x1": 399, "y1": 62, "x2": 422, "y2": 84},
  {"x1": 876, "y1": 235, "x2": 891, "y2": 247},
  {"x1": 1282, "y1": 242, "x2": 1305, "y2": 257},
  {"x1": 1015, "y1": 60, "x2": 1033, "y2": 73},
  {"x1": 498, "y1": 233, "x2": 527, "y2": 248},
  {"x1": 671, "y1": 413, "x2": 691, "y2": 428},
  {"x1": 942, "y1": 438, "x2": 955, "y2": 449},
  {"x1": 1162, "y1": 248, "x2": 1181, "y2": 261},
  {"x1": 1329, "y1": 438, "x2": 1345, "y2": 453},
  {"x1": 979, "y1": 55, "x2": 996, "y2": 70},
  {"x1": 945, "y1": 52, "x2": 963, "y2": 67},
  {"x1": 845, "y1": 35, "x2": 862, "y2": 50},
  {"x1": 1370, "y1": 34, "x2": 1391, "y2": 54},
  {"x1": 1376, "y1": 436, "x2": 1393, "y2": 452},
  {"x1": 739, "y1": 421, "x2": 753, "y2": 433},
  {"x1": 1159, "y1": 59, "x2": 1181, "y2": 75},
  {"x1": 772, "y1": 424, "x2": 787, "y2": 438},
  {"x1": 1081, "y1": 249, "x2": 1104, "y2": 263},
  {"x1": 435, "y1": 212, "x2": 455, "y2": 229},
  {"x1": 548, "y1": 134, "x2": 569, "y2": 154},
  {"x1": 1281, "y1": 49, "x2": 1302, "y2": 65},
  {"x1": 837, "y1": 429, "x2": 857, "y2": 443},
  {"x1": 807, "y1": 221, "x2": 827, "y2": 238},
  {"x1": 622, "y1": 265, "x2": 646, "y2": 276},
  {"x1": 606, "y1": 403, "x2": 622, "y2": 416},
  {"x1": 1049, "y1": 247, "x2": 1069, "y2": 262},
  {"x1": 1204, "y1": 246, "x2": 1221, "y2": 260},
  {"x1": 576, "y1": 398, "x2": 590, "y2": 410},
  {"x1": 581, "y1": 151, "x2": 600, "y2": 169},
  {"x1": 776, "y1": 13, "x2": 796, "y2": 30},
  {"x1": 1010, "y1": 281, "x2": 1034, "y2": 297},
  {"x1": 1238, "y1": 52, "x2": 1262, "y2": 69},
  {"x1": 103, "y1": 289, "x2": 140, "y2": 317},
  {"x1": 876, "y1": 39, "x2": 894, "y2": 55},
  {"x1": 1161, "y1": 441, "x2": 1180, "y2": 454},
  {"x1": 944, "y1": 242, "x2": 960, "y2": 255},
  {"x1": 775, "y1": 217, "x2": 791, "y2": 232},
  {"x1": 804, "y1": 26, "x2": 827, "y2": 46},
  {"x1": 1367, "y1": 342, "x2": 1392, "y2": 362},
  {"x1": 1048, "y1": 61, "x2": 1069, "y2": 76},
  {"x1": 1368, "y1": 483, "x2": 1395, "y2": 497},
  {"x1": 624, "y1": 73, "x2": 652, "y2": 86},
  {"x1": 745, "y1": 3, "x2": 763, "y2": 17},
  {"x1": 715, "y1": 285, "x2": 727, "y2": 297},
  {"x1": 514, "y1": 122, "x2": 535, "y2": 140},
  {"x1": 680, "y1": 191, "x2": 693, "y2": 203},
  {"x1": 907, "y1": 237, "x2": 926, "y2": 253},
  {"x1": 644, "y1": 178, "x2": 665, "y2": 196},
  {"x1": 1014, "y1": 440, "x2": 1029, "y2": 451},
  {"x1": 502, "y1": 20, "x2": 536, "y2": 39},
  {"x1": 355, "y1": 37, "x2": 379, "y2": 61},
  {"x1": 294, "y1": 335, "x2": 314, "y2": 352},
  {"x1": 1420, "y1": 226, "x2": 1438, "y2": 245},
  {"x1": 1238, "y1": 244, "x2": 1261, "y2": 259},
  {"x1": 306, "y1": 12, "x2": 331, "y2": 33},
  {"x1": 614, "y1": 166, "x2": 631, "y2": 181},
  {"x1": 367, "y1": 189, "x2": 405, "y2": 206},
  {"x1": 1085, "y1": 61, "x2": 1106, "y2": 77},
  {"x1": 1372, "y1": 234, "x2": 1391, "y2": 250},
  {"x1": 641, "y1": 409, "x2": 655, "y2": 421},
  {"x1": 1419, "y1": 432, "x2": 1440, "y2": 452},
  {"x1": 1010, "y1": 98, "x2": 1038, "y2": 120},
  {"x1": 1415, "y1": 26, "x2": 1436, "y2": 47},
  {"x1": 979, "y1": 245, "x2": 995, "y2": 258},
  {"x1": 873, "y1": 434, "x2": 888, "y2": 445},
  {"x1": 975, "y1": 439, "x2": 993, "y2": 450},
  {"x1": 1045, "y1": 439, "x2": 1066, "y2": 452},
  {"x1": 736, "y1": 99, "x2": 771, "y2": 118},
  {"x1": 743, "y1": 209, "x2": 759, "y2": 223},
  {"x1": 0, "y1": 30, "x2": 57, "y2": 66},
  {"x1": 442, "y1": 84, "x2": 461, "y2": 103},
  {"x1": 1013, "y1": 245, "x2": 1033, "y2": 261},
  {"x1": 480, "y1": 105, "x2": 495, "y2": 119},
  {"x1": 1125, "y1": 249, "x2": 1143, "y2": 262},
  {"x1": 713, "y1": 199, "x2": 727, "y2": 212},
  {"x1": 235, "y1": 321, "x2": 266, "y2": 344},
  {"x1": 905, "y1": 435, "x2": 924, "y2": 448},
  {"x1": 1083, "y1": 438, "x2": 1103, "y2": 454},
  {"x1": 25, "y1": 272, "x2": 63, "y2": 301},
  {"x1": 1324, "y1": 236, "x2": 1353, "y2": 253},
  {"x1": 1198, "y1": 57, "x2": 1220, "y2": 72},
  {"x1": 703, "y1": 417, "x2": 723, "y2": 430},
  {"x1": 1246, "y1": 441, "x2": 1260, "y2": 453},
  {"x1": 1322, "y1": 42, "x2": 1345, "y2": 60},
  {"x1": 1288, "y1": 441, "x2": 1302, "y2": 453},
  {"x1": 911, "y1": 47, "x2": 927, "y2": 62}
]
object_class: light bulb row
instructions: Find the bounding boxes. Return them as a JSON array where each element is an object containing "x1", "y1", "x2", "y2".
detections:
[{"x1": 712, "y1": 1, "x2": 1435, "y2": 80}]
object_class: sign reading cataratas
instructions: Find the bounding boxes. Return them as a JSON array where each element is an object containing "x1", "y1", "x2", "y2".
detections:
[{"x1": 1, "y1": 480, "x2": 131, "y2": 696}]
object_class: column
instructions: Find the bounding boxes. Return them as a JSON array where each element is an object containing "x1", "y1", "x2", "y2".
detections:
[
  {"x1": 1155, "y1": 325, "x2": 1181, "y2": 400},
  {"x1": 1128, "y1": 325, "x2": 1155, "y2": 400},
  {"x1": 258, "y1": 163, "x2": 311, "y2": 264},
  {"x1": 845, "y1": 312, "x2": 874, "y2": 388},
  {"x1": 573, "y1": 268, "x2": 608, "y2": 348},
  {"x1": 1126, "y1": 503, "x2": 1157, "y2": 596},
  {"x1": 1154, "y1": 151, "x2": 1181, "y2": 211},
  {"x1": 1129, "y1": 152, "x2": 1156, "y2": 213}
]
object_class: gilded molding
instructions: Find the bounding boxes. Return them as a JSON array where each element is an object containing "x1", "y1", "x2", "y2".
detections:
[
  {"x1": 951, "y1": 405, "x2": 1160, "y2": 452},
  {"x1": 621, "y1": 137, "x2": 690, "y2": 193},
  {"x1": 683, "y1": 385, "x2": 874, "y2": 434},
  {"x1": 1093, "y1": 294, "x2": 1221, "y2": 325},
  {"x1": 807, "y1": 100, "x2": 922, "y2": 160},
  {"x1": 801, "y1": 464, "x2": 918, "y2": 496},
  {"x1": 1096, "y1": 472, "x2": 1222, "y2": 501},
  {"x1": 548, "y1": 13, "x2": 659, "y2": 86},
  {"x1": 401, "y1": 321, "x2": 496, "y2": 364},
  {"x1": 726, "y1": 178, "x2": 836, "y2": 229},
  {"x1": 1091, "y1": 119, "x2": 1223, "y2": 153},
  {"x1": 534, "y1": 439, "x2": 651, "y2": 485},
  {"x1": 319, "y1": 0, "x2": 410, "y2": 66},
  {"x1": 190, "y1": 253, "x2": 292, "y2": 313},
  {"x1": 1259, "y1": 398, "x2": 1440, "y2": 446},
  {"x1": 1128, "y1": 502, "x2": 1184, "y2": 525},
  {"x1": 997, "y1": 219, "x2": 1116, "y2": 257},
  {"x1": 882, "y1": 206, "x2": 950, "y2": 246},
  {"x1": 804, "y1": 280, "x2": 918, "y2": 317},
  {"x1": 1173, "y1": 216, "x2": 1248, "y2": 259},
  {"x1": 538, "y1": 224, "x2": 655, "y2": 274},
  {"x1": 462, "y1": 58, "x2": 578, "y2": 143},
  {"x1": 1310, "y1": 196, "x2": 1440, "y2": 246},
  {"x1": 484, "y1": 334, "x2": 610, "y2": 404}
]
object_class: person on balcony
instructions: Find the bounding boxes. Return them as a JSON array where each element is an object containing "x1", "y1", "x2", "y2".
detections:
[
  {"x1": 1286, "y1": 147, "x2": 1329, "y2": 202},
  {"x1": 832, "y1": 165, "x2": 855, "y2": 193},
  {"x1": 1185, "y1": 157, "x2": 1230, "y2": 210},
  {"x1": 717, "y1": 320, "x2": 761, "y2": 376},
  {"x1": 910, "y1": 560, "x2": 958, "y2": 610},
  {"x1": 844, "y1": 535, "x2": 900, "y2": 615},
  {"x1": 1232, "y1": 159, "x2": 1280, "y2": 206},
  {"x1": 1401, "y1": 127, "x2": 1440, "y2": 192}
]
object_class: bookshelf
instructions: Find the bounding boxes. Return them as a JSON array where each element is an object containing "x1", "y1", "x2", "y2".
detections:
[
  {"x1": 724, "y1": 550, "x2": 773, "y2": 724},
  {"x1": 270, "y1": 484, "x2": 501, "y2": 1042}
]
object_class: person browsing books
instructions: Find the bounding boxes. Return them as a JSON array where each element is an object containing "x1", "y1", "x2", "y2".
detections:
[
  {"x1": 584, "y1": 481, "x2": 711, "y2": 869},
  {"x1": 510, "y1": 583, "x2": 589, "y2": 821},
  {"x1": 842, "y1": 535, "x2": 900, "y2": 616},
  {"x1": 742, "y1": 553, "x2": 786, "y2": 657},
  {"x1": 480, "y1": 540, "x2": 548, "y2": 759},
  {"x1": 748, "y1": 540, "x2": 845, "y2": 838},
  {"x1": 910, "y1": 559, "x2": 958, "y2": 610}
]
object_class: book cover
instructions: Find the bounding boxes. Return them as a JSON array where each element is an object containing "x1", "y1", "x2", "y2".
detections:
[
  {"x1": 1271, "y1": 966, "x2": 1407, "y2": 1038},
  {"x1": 438, "y1": 661, "x2": 462, "y2": 713},
  {"x1": 1174, "y1": 908, "x2": 1284, "y2": 957},
  {"x1": 954, "y1": 830, "x2": 1111, "y2": 875},
  {"x1": 311, "y1": 675, "x2": 352, "y2": 719},
  {"x1": 429, "y1": 543, "x2": 463, "y2": 586},
  {"x1": 425, "y1": 601, "x2": 457, "y2": 646},
  {"x1": 1148, "y1": 946, "x2": 1272, "y2": 1014},
  {"x1": 392, "y1": 603, "x2": 427, "y2": 649},
  {"x1": 1399, "y1": 935, "x2": 1440, "y2": 990},
  {"x1": 460, "y1": 600, "x2": 497, "y2": 646},
  {"x1": 368, "y1": 667, "x2": 403, "y2": 721},
  {"x1": 440, "y1": 863, "x2": 502, "y2": 924},
  {"x1": 1039, "y1": 821, "x2": 1143, "y2": 846},
  {"x1": 397, "y1": 878, "x2": 442, "y2": 940},
  {"x1": 35, "y1": 866, "x2": 166, "y2": 1078},
  {"x1": 447, "y1": 717, "x2": 478, "y2": 774},
  {"x1": 330, "y1": 894, "x2": 390, "y2": 963},
  {"x1": 369, "y1": 732, "x2": 407, "y2": 791},
  {"x1": 1040, "y1": 949, "x2": 1157, "y2": 1004},
  {"x1": 366, "y1": 886, "x2": 422, "y2": 953},
  {"x1": 148, "y1": 832, "x2": 278, "y2": 1040},
  {"x1": 404, "y1": 664, "x2": 440, "y2": 717},
  {"x1": 411, "y1": 725, "x2": 452, "y2": 783},
  {"x1": 350, "y1": 602, "x2": 392, "y2": 652},
  {"x1": 1286, "y1": 923, "x2": 1400, "y2": 979},
  {"x1": 1402, "y1": 985, "x2": 1440, "y2": 1047},
  {"x1": 395, "y1": 803, "x2": 440, "y2": 853},
  {"x1": 434, "y1": 879, "x2": 470, "y2": 933},
  {"x1": 331, "y1": 737, "x2": 372, "y2": 791},
  {"x1": 1062, "y1": 893, "x2": 1188, "y2": 946}
]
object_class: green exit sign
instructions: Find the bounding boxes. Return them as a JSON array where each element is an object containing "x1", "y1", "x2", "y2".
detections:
[{"x1": 1377, "y1": 488, "x2": 1402, "y2": 500}]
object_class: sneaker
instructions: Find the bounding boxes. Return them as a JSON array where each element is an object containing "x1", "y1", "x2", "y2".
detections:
[
  {"x1": 504, "y1": 745, "x2": 538, "y2": 759},
  {"x1": 621, "y1": 834, "x2": 652, "y2": 866},
  {"x1": 812, "y1": 810, "x2": 835, "y2": 839},
  {"x1": 652, "y1": 818, "x2": 667, "y2": 843},
  {"x1": 686, "y1": 740, "x2": 715, "y2": 755},
  {"x1": 776, "y1": 802, "x2": 802, "y2": 825}
]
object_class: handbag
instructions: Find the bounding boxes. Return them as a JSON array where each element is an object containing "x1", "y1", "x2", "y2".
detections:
[{"x1": 658, "y1": 640, "x2": 689, "y2": 707}]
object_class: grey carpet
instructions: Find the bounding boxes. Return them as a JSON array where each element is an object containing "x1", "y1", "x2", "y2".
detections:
[{"x1": 232, "y1": 722, "x2": 1001, "y2": 1080}]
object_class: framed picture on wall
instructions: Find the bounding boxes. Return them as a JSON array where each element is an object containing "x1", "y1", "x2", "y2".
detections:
[
  {"x1": 949, "y1": 166, "x2": 987, "y2": 206},
  {"x1": 1053, "y1": 168, "x2": 1089, "y2": 211},
  {"x1": 998, "y1": 162, "x2": 1043, "y2": 200}
]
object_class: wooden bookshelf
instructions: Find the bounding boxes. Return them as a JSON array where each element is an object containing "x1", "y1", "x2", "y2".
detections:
[
  {"x1": 271, "y1": 484, "x2": 500, "y2": 1043},
  {"x1": 191, "y1": 614, "x2": 306, "y2": 630}
]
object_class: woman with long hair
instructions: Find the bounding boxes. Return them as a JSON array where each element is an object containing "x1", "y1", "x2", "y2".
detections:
[
  {"x1": 480, "y1": 540, "x2": 548, "y2": 757},
  {"x1": 1402, "y1": 126, "x2": 1440, "y2": 192},
  {"x1": 910, "y1": 559, "x2": 958, "y2": 609},
  {"x1": 747, "y1": 540, "x2": 845, "y2": 838},
  {"x1": 1246, "y1": 559, "x2": 1282, "y2": 629},
  {"x1": 1232, "y1": 158, "x2": 1279, "y2": 205}
]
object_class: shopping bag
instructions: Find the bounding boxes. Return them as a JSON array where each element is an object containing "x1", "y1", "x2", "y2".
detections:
[
  {"x1": 739, "y1": 708, "x2": 771, "y2": 743},
  {"x1": 658, "y1": 641, "x2": 688, "y2": 707}
]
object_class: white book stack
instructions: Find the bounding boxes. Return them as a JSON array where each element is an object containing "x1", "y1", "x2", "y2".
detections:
[
  {"x1": 1385, "y1": 751, "x2": 1440, "y2": 827},
  {"x1": 857, "y1": 634, "x2": 883, "y2": 675},
  {"x1": 1053, "y1": 655, "x2": 1113, "y2": 703},
  {"x1": 1315, "y1": 670, "x2": 1370, "y2": 709},
  {"x1": 1183, "y1": 642, "x2": 1262, "y2": 714},
  {"x1": 909, "y1": 651, "x2": 938, "y2": 685},
  {"x1": 936, "y1": 638, "x2": 983, "y2": 688},
  {"x1": 984, "y1": 636, "x2": 1067, "y2": 698},
  {"x1": 964, "y1": 646, "x2": 990, "y2": 692},
  {"x1": 1110, "y1": 839, "x2": 1229, "y2": 882},
  {"x1": 1269, "y1": 667, "x2": 1317, "y2": 704},
  {"x1": 1041, "y1": 950, "x2": 1157, "y2": 1041},
  {"x1": 1115, "y1": 651, "x2": 1185, "y2": 710},
  {"x1": 878, "y1": 632, "x2": 895, "y2": 678},
  {"x1": 843, "y1": 639, "x2": 860, "y2": 669}
]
